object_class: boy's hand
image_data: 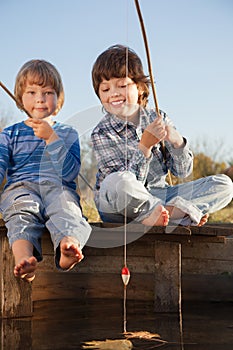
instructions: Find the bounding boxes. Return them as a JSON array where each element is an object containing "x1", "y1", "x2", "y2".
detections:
[
  {"x1": 27, "y1": 119, "x2": 59, "y2": 144},
  {"x1": 139, "y1": 114, "x2": 166, "y2": 157},
  {"x1": 164, "y1": 125, "x2": 185, "y2": 149},
  {"x1": 139, "y1": 114, "x2": 185, "y2": 157}
]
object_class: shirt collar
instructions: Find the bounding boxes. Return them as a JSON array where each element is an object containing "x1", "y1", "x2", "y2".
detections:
[{"x1": 108, "y1": 113, "x2": 127, "y2": 133}]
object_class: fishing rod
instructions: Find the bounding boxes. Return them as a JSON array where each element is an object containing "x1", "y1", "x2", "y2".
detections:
[
  {"x1": 0, "y1": 81, "x2": 32, "y2": 118},
  {"x1": 134, "y1": 0, "x2": 173, "y2": 186}
]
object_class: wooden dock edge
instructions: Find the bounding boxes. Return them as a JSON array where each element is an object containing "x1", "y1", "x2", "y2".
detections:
[{"x1": 0, "y1": 219, "x2": 233, "y2": 318}]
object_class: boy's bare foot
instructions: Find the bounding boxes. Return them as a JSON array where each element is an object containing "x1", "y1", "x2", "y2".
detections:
[
  {"x1": 141, "y1": 204, "x2": 169, "y2": 226},
  {"x1": 59, "y1": 236, "x2": 84, "y2": 271},
  {"x1": 14, "y1": 256, "x2": 37, "y2": 282},
  {"x1": 197, "y1": 214, "x2": 209, "y2": 227}
]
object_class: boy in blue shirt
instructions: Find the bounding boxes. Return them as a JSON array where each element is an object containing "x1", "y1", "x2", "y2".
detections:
[{"x1": 0, "y1": 59, "x2": 91, "y2": 281}]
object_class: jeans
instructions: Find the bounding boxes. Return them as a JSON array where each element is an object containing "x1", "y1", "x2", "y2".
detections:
[
  {"x1": 0, "y1": 181, "x2": 92, "y2": 265},
  {"x1": 96, "y1": 171, "x2": 233, "y2": 225}
]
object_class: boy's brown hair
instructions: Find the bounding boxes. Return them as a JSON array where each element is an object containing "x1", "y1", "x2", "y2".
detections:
[
  {"x1": 14, "y1": 59, "x2": 64, "y2": 115},
  {"x1": 92, "y1": 45, "x2": 150, "y2": 107}
]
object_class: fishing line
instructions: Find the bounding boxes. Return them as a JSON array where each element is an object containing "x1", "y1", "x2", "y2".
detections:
[{"x1": 121, "y1": 0, "x2": 130, "y2": 335}]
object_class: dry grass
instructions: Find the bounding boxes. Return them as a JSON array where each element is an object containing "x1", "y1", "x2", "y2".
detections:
[
  {"x1": 209, "y1": 202, "x2": 233, "y2": 224},
  {"x1": 81, "y1": 197, "x2": 101, "y2": 223}
]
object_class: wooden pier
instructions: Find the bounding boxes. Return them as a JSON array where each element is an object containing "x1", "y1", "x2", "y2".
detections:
[{"x1": 0, "y1": 219, "x2": 233, "y2": 318}]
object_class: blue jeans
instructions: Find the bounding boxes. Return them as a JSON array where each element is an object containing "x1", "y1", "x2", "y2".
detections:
[
  {"x1": 96, "y1": 171, "x2": 233, "y2": 225},
  {"x1": 0, "y1": 181, "x2": 92, "y2": 265}
]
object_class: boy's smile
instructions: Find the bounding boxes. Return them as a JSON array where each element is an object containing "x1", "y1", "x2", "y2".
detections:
[{"x1": 99, "y1": 77, "x2": 139, "y2": 121}]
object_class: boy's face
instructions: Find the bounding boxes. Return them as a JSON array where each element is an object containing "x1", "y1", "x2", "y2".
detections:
[
  {"x1": 22, "y1": 82, "x2": 58, "y2": 119},
  {"x1": 98, "y1": 77, "x2": 139, "y2": 120}
]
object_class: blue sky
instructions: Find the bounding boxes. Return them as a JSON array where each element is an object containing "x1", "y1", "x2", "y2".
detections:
[{"x1": 0, "y1": 0, "x2": 232, "y2": 162}]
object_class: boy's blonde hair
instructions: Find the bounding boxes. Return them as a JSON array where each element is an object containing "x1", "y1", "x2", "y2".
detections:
[
  {"x1": 92, "y1": 44, "x2": 150, "y2": 107},
  {"x1": 14, "y1": 59, "x2": 64, "y2": 115}
]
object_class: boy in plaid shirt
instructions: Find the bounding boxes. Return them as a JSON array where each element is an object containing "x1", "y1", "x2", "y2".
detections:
[{"x1": 91, "y1": 45, "x2": 233, "y2": 227}]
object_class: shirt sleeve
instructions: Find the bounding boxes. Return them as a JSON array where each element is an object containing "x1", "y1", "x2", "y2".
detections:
[
  {"x1": 127, "y1": 145, "x2": 152, "y2": 183},
  {"x1": 128, "y1": 110, "x2": 193, "y2": 182},
  {"x1": 165, "y1": 138, "x2": 193, "y2": 177},
  {"x1": 0, "y1": 132, "x2": 10, "y2": 186}
]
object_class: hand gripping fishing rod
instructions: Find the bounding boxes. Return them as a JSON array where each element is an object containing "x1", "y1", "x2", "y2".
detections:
[{"x1": 134, "y1": 0, "x2": 172, "y2": 186}]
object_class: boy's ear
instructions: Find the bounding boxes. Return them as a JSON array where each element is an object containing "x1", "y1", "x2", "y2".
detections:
[
  {"x1": 137, "y1": 84, "x2": 144, "y2": 96},
  {"x1": 137, "y1": 88, "x2": 142, "y2": 96},
  {"x1": 138, "y1": 90, "x2": 144, "y2": 100}
]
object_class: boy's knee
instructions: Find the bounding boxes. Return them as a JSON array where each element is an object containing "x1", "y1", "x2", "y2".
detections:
[
  {"x1": 100, "y1": 171, "x2": 139, "y2": 211},
  {"x1": 215, "y1": 174, "x2": 233, "y2": 200},
  {"x1": 216, "y1": 174, "x2": 232, "y2": 187},
  {"x1": 102, "y1": 171, "x2": 136, "y2": 193},
  {"x1": 116, "y1": 171, "x2": 137, "y2": 192}
]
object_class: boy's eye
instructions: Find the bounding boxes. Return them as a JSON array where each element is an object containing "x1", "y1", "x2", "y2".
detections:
[
  {"x1": 45, "y1": 91, "x2": 55, "y2": 95},
  {"x1": 102, "y1": 88, "x2": 109, "y2": 92}
]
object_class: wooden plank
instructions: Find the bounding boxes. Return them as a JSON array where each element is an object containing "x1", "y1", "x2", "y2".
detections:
[
  {"x1": 1, "y1": 319, "x2": 32, "y2": 349},
  {"x1": 0, "y1": 234, "x2": 32, "y2": 318},
  {"x1": 28, "y1": 254, "x2": 157, "y2": 275},
  {"x1": 91, "y1": 222, "x2": 190, "y2": 234},
  {"x1": 139, "y1": 233, "x2": 226, "y2": 244},
  {"x1": 183, "y1": 258, "x2": 233, "y2": 275},
  {"x1": 89, "y1": 223, "x2": 229, "y2": 247},
  {"x1": 32, "y1": 272, "x2": 155, "y2": 301},
  {"x1": 91, "y1": 222, "x2": 233, "y2": 237},
  {"x1": 189, "y1": 224, "x2": 233, "y2": 236},
  {"x1": 84, "y1": 240, "x2": 155, "y2": 257},
  {"x1": 182, "y1": 241, "x2": 233, "y2": 260},
  {"x1": 154, "y1": 241, "x2": 181, "y2": 313},
  {"x1": 91, "y1": 222, "x2": 190, "y2": 235}
]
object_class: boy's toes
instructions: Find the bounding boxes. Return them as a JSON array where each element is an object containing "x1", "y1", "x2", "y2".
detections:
[{"x1": 59, "y1": 237, "x2": 83, "y2": 271}]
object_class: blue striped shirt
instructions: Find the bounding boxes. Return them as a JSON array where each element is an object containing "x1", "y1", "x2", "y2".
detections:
[
  {"x1": 91, "y1": 107, "x2": 193, "y2": 193},
  {"x1": 0, "y1": 121, "x2": 81, "y2": 190}
]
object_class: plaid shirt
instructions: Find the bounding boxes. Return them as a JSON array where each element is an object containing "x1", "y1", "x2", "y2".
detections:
[{"x1": 91, "y1": 107, "x2": 193, "y2": 193}]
